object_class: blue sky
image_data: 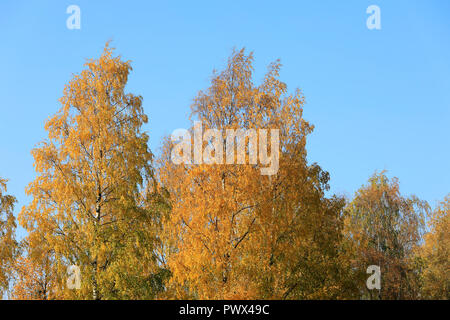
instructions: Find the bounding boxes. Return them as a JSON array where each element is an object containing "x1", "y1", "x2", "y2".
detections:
[{"x1": 1, "y1": 1, "x2": 449, "y2": 239}]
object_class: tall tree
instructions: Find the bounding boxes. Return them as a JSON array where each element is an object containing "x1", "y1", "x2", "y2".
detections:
[
  {"x1": 344, "y1": 172, "x2": 428, "y2": 299},
  {"x1": 0, "y1": 178, "x2": 18, "y2": 297},
  {"x1": 420, "y1": 195, "x2": 449, "y2": 299},
  {"x1": 158, "y1": 49, "x2": 349, "y2": 299},
  {"x1": 19, "y1": 43, "x2": 167, "y2": 299}
]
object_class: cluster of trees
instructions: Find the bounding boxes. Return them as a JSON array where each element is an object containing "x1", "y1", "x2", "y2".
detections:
[{"x1": 0, "y1": 44, "x2": 448, "y2": 300}]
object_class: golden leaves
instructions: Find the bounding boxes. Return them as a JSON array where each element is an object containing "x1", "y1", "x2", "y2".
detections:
[
  {"x1": 420, "y1": 195, "x2": 450, "y2": 299},
  {"x1": 160, "y1": 48, "x2": 346, "y2": 299},
  {"x1": 8, "y1": 45, "x2": 448, "y2": 301},
  {"x1": 0, "y1": 178, "x2": 18, "y2": 296},
  {"x1": 18, "y1": 43, "x2": 162, "y2": 300}
]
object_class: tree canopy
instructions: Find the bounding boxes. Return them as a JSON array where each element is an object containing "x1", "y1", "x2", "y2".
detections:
[{"x1": 1, "y1": 44, "x2": 447, "y2": 300}]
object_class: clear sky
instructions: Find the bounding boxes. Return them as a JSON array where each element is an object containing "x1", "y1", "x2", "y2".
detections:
[{"x1": 1, "y1": 1, "x2": 449, "y2": 239}]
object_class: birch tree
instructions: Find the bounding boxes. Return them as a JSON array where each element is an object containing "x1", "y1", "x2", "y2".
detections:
[{"x1": 19, "y1": 43, "x2": 167, "y2": 299}]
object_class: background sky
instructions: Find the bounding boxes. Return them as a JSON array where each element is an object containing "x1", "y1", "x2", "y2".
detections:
[{"x1": 1, "y1": 0, "x2": 449, "y2": 239}]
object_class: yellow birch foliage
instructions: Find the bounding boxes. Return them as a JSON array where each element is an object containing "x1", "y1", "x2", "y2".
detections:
[
  {"x1": 159, "y1": 49, "x2": 348, "y2": 299},
  {"x1": 11, "y1": 239, "x2": 57, "y2": 300}
]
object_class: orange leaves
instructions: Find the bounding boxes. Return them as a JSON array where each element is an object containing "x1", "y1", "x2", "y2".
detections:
[
  {"x1": 159, "y1": 48, "x2": 346, "y2": 299},
  {"x1": 11, "y1": 247, "x2": 57, "y2": 300}
]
